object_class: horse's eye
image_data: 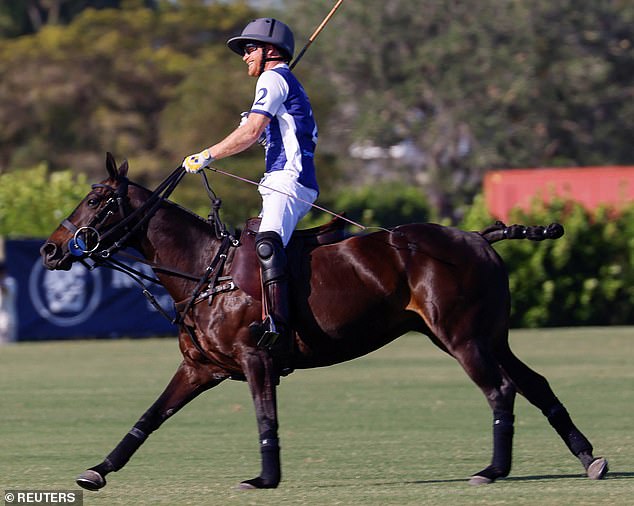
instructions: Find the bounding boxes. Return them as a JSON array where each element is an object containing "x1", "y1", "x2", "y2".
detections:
[{"x1": 87, "y1": 198, "x2": 99, "y2": 208}]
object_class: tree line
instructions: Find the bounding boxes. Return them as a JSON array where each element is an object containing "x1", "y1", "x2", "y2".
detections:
[
  {"x1": 0, "y1": 0, "x2": 631, "y2": 225},
  {"x1": 1, "y1": 1, "x2": 634, "y2": 328}
]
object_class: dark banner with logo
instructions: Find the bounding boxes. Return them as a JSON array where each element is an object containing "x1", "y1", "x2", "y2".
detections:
[{"x1": 5, "y1": 239, "x2": 177, "y2": 341}]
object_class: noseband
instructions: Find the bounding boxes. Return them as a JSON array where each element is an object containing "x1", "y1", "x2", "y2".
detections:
[{"x1": 63, "y1": 179, "x2": 131, "y2": 257}]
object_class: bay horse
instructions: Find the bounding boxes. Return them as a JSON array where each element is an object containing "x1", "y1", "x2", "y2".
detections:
[{"x1": 40, "y1": 153, "x2": 608, "y2": 491}]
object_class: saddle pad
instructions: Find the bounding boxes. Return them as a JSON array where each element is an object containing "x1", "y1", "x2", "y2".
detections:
[{"x1": 229, "y1": 216, "x2": 349, "y2": 299}]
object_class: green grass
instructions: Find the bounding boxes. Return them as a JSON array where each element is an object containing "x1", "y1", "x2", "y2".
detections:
[{"x1": 1, "y1": 327, "x2": 633, "y2": 505}]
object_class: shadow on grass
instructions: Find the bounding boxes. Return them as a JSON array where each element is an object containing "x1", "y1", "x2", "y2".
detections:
[
  {"x1": 504, "y1": 471, "x2": 634, "y2": 482},
  {"x1": 400, "y1": 471, "x2": 634, "y2": 486},
  {"x1": 313, "y1": 471, "x2": 634, "y2": 488}
]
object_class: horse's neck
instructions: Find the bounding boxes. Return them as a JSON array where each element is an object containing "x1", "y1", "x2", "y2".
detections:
[{"x1": 130, "y1": 188, "x2": 219, "y2": 295}]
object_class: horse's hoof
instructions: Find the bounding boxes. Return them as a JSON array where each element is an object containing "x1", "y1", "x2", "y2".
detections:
[
  {"x1": 469, "y1": 465, "x2": 506, "y2": 485},
  {"x1": 236, "y1": 481, "x2": 258, "y2": 490},
  {"x1": 587, "y1": 457, "x2": 609, "y2": 480},
  {"x1": 76, "y1": 470, "x2": 106, "y2": 491},
  {"x1": 469, "y1": 475, "x2": 493, "y2": 486},
  {"x1": 236, "y1": 477, "x2": 278, "y2": 490}
]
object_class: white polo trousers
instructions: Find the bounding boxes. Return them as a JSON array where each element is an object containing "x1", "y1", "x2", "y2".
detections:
[{"x1": 257, "y1": 170, "x2": 318, "y2": 247}]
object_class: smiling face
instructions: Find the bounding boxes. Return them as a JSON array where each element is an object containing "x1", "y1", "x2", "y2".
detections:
[
  {"x1": 242, "y1": 43, "x2": 285, "y2": 77},
  {"x1": 242, "y1": 43, "x2": 264, "y2": 77}
]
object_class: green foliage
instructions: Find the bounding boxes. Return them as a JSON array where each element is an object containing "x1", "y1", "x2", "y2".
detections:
[
  {"x1": 1, "y1": 1, "x2": 632, "y2": 222},
  {"x1": 0, "y1": 2, "x2": 257, "y2": 179},
  {"x1": 286, "y1": 0, "x2": 634, "y2": 219},
  {"x1": 459, "y1": 193, "x2": 495, "y2": 231},
  {"x1": 171, "y1": 155, "x2": 265, "y2": 230},
  {"x1": 462, "y1": 195, "x2": 634, "y2": 327},
  {"x1": 0, "y1": 165, "x2": 89, "y2": 238},
  {"x1": 331, "y1": 182, "x2": 430, "y2": 229},
  {"x1": 0, "y1": 1, "x2": 345, "y2": 221},
  {"x1": 0, "y1": 1, "x2": 125, "y2": 38}
]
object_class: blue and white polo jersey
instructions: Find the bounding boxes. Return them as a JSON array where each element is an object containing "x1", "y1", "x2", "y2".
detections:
[{"x1": 249, "y1": 64, "x2": 319, "y2": 193}]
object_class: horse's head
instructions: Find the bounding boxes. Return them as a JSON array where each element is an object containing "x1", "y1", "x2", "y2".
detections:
[{"x1": 40, "y1": 152, "x2": 131, "y2": 271}]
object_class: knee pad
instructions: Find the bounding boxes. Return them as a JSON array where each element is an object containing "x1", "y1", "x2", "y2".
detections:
[{"x1": 255, "y1": 231, "x2": 287, "y2": 284}]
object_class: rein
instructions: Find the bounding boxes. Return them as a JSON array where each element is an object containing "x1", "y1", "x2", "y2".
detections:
[
  {"x1": 206, "y1": 166, "x2": 388, "y2": 233},
  {"x1": 99, "y1": 166, "x2": 187, "y2": 258},
  {"x1": 63, "y1": 166, "x2": 185, "y2": 261},
  {"x1": 62, "y1": 166, "x2": 239, "y2": 329}
]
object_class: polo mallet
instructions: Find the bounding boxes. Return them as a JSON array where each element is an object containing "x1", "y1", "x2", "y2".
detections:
[{"x1": 290, "y1": 0, "x2": 345, "y2": 70}]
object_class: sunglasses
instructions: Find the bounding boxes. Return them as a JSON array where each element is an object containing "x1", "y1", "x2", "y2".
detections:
[{"x1": 244, "y1": 44, "x2": 262, "y2": 56}]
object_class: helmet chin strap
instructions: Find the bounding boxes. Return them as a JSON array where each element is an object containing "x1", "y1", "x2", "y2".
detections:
[{"x1": 259, "y1": 45, "x2": 287, "y2": 75}]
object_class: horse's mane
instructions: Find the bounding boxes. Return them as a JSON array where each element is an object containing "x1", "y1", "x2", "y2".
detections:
[
  {"x1": 165, "y1": 199, "x2": 216, "y2": 228},
  {"x1": 129, "y1": 179, "x2": 220, "y2": 233}
]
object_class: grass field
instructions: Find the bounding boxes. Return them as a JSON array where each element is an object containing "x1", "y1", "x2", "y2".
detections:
[{"x1": 1, "y1": 327, "x2": 633, "y2": 505}]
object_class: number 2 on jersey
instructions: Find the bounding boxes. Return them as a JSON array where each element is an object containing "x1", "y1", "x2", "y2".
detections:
[{"x1": 255, "y1": 88, "x2": 268, "y2": 106}]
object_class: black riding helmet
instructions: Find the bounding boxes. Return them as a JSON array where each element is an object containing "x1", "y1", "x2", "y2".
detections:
[{"x1": 227, "y1": 18, "x2": 295, "y2": 62}]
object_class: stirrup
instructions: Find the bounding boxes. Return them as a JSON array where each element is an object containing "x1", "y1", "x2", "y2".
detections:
[{"x1": 257, "y1": 315, "x2": 280, "y2": 349}]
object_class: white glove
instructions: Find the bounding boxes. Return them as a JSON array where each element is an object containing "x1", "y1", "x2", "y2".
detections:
[
  {"x1": 182, "y1": 148, "x2": 214, "y2": 174},
  {"x1": 239, "y1": 111, "x2": 249, "y2": 128}
]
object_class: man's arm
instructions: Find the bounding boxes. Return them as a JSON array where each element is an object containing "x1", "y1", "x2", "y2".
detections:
[
  {"x1": 209, "y1": 112, "x2": 270, "y2": 161},
  {"x1": 181, "y1": 112, "x2": 270, "y2": 173}
]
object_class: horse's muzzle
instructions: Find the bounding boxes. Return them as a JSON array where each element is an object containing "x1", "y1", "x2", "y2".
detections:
[{"x1": 40, "y1": 241, "x2": 73, "y2": 271}]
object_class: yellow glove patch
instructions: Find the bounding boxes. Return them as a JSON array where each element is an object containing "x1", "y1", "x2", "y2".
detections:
[{"x1": 182, "y1": 149, "x2": 214, "y2": 174}]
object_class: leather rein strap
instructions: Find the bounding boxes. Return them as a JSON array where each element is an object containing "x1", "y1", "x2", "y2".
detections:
[{"x1": 70, "y1": 166, "x2": 238, "y2": 317}]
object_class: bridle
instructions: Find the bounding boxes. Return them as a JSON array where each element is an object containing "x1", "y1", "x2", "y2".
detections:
[
  {"x1": 59, "y1": 166, "x2": 239, "y2": 327},
  {"x1": 62, "y1": 167, "x2": 182, "y2": 262}
]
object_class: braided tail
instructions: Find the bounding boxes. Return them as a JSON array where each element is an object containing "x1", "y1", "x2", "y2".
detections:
[{"x1": 479, "y1": 221, "x2": 564, "y2": 244}]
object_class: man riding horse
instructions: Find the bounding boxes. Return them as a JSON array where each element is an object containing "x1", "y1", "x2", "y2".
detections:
[{"x1": 182, "y1": 18, "x2": 319, "y2": 376}]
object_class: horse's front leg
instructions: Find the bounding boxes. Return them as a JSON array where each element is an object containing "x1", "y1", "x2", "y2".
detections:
[
  {"x1": 76, "y1": 360, "x2": 228, "y2": 491},
  {"x1": 238, "y1": 348, "x2": 281, "y2": 489}
]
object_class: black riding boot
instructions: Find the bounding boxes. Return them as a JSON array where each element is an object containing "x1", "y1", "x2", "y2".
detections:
[{"x1": 255, "y1": 231, "x2": 293, "y2": 376}]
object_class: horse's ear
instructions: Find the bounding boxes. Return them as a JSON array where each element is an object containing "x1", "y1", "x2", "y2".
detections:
[
  {"x1": 118, "y1": 159, "x2": 129, "y2": 178},
  {"x1": 106, "y1": 152, "x2": 117, "y2": 180}
]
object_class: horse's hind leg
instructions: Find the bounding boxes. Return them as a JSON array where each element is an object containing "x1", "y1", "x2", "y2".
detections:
[
  {"x1": 470, "y1": 377, "x2": 518, "y2": 485},
  {"x1": 76, "y1": 360, "x2": 227, "y2": 491},
  {"x1": 496, "y1": 343, "x2": 608, "y2": 480},
  {"x1": 450, "y1": 341, "x2": 518, "y2": 484}
]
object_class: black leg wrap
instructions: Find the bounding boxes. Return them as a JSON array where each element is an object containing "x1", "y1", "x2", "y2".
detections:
[
  {"x1": 470, "y1": 411, "x2": 515, "y2": 484},
  {"x1": 101, "y1": 426, "x2": 149, "y2": 473},
  {"x1": 240, "y1": 437, "x2": 281, "y2": 489},
  {"x1": 259, "y1": 437, "x2": 281, "y2": 484},
  {"x1": 491, "y1": 411, "x2": 514, "y2": 474},
  {"x1": 544, "y1": 403, "x2": 593, "y2": 457}
]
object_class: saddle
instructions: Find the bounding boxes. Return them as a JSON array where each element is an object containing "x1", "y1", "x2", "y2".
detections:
[{"x1": 229, "y1": 216, "x2": 348, "y2": 300}]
